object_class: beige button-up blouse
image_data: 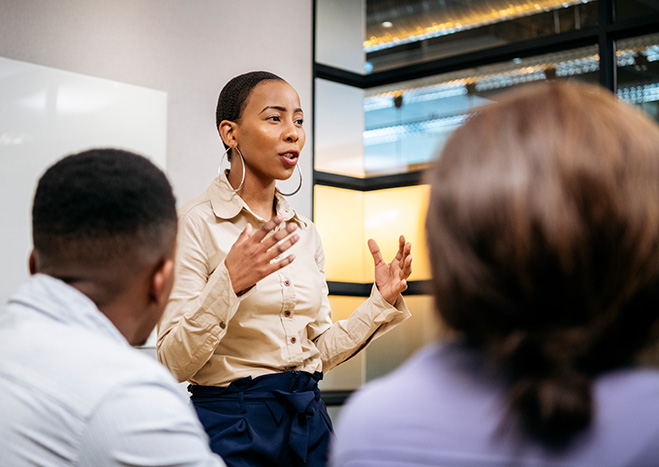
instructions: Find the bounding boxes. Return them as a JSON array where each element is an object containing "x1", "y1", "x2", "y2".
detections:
[{"x1": 157, "y1": 174, "x2": 411, "y2": 387}]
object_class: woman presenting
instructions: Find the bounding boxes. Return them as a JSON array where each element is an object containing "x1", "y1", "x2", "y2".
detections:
[{"x1": 157, "y1": 71, "x2": 412, "y2": 467}]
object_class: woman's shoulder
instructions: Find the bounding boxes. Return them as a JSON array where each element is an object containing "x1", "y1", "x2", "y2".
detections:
[
  {"x1": 340, "y1": 343, "x2": 450, "y2": 412},
  {"x1": 594, "y1": 365, "x2": 659, "y2": 415},
  {"x1": 176, "y1": 188, "x2": 215, "y2": 225}
]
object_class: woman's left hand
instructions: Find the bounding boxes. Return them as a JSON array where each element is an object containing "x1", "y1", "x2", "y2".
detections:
[{"x1": 368, "y1": 235, "x2": 413, "y2": 305}]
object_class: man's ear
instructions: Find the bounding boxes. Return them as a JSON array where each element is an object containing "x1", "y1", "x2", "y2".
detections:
[
  {"x1": 28, "y1": 250, "x2": 38, "y2": 275},
  {"x1": 149, "y1": 258, "x2": 175, "y2": 306},
  {"x1": 219, "y1": 120, "x2": 238, "y2": 148}
]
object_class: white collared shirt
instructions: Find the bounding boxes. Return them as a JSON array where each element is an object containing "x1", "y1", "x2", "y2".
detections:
[
  {"x1": 0, "y1": 274, "x2": 225, "y2": 467},
  {"x1": 157, "y1": 173, "x2": 410, "y2": 386}
]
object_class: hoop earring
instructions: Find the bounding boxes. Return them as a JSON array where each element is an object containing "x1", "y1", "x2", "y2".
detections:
[
  {"x1": 279, "y1": 164, "x2": 303, "y2": 196},
  {"x1": 219, "y1": 146, "x2": 245, "y2": 193}
]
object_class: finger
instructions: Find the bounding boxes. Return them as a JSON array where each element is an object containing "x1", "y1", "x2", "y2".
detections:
[
  {"x1": 401, "y1": 241, "x2": 412, "y2": 261},
  {"x1": 256, "y1": 250, "x2": 297, "y2": 280},
  {"x1": 236, "y1": 223, "x2": 253, "y2": 244},
  {"x1": 395, "y1": 235, "x2": 406, "y2": 261},
  {"x1": 401, "y1": 255, "x2": 413, "y2": 279},
  {"x1": 272, "y1": 253, "x2": 296, "y2": 270},
  {"x1": 260, "y1": 224, "x2": 298, "y2": 255},
  {"x1": 265, "y1": 232, "x2": 300, "y2": 262},
  {"x1": 368, "y1": 238, "x2": 385, "y2": 266},
  {"x1": 395, "y1": 241, "x2": 411, "y2": 266},
  {"x1": 385, "y1": 278, "x2": 408, "y2": 303},
  {"x1": 268, "y1": 222, "x2": 298, "y2": 246},
  {"x1": 251, "y1": 215, "x2": 283, "y2": 243}
]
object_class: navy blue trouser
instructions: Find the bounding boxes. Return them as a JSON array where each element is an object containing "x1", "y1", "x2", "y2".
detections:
[{"x1": 189, "y1": 371, "x2": 333, "y2": 467}]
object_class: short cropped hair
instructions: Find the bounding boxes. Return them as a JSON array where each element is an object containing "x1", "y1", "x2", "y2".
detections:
[
  {"x1": 32, "y1": 148, "x2": 177, "y2": 269},
  {"x1": 425, "y1": 82, "x2": 659, "y2": 444},
  {"x1": 215, "y1": 71, "x2": 284, "y2": 149}
]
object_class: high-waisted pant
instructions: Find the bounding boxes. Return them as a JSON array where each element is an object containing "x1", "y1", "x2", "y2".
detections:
[{"x1": 189, "y1": 371, "x2": 333, "y2": 467}]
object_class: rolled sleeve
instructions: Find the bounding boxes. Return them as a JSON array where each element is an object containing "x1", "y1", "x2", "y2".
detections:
[
  {"x1": 158, "y1": 260, "x2": 251, "y2": 382},
  {"x1": 157, "y1": 204, "x2": 252, "y2": 382},
  {"x1": 315, "y1": 285, "x2": 411, "y2": 373}
]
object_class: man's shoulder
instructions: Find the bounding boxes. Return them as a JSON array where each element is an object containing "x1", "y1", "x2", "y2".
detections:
[{"x1": 1, "y1": 320, "x2": 179, "y2": 411}]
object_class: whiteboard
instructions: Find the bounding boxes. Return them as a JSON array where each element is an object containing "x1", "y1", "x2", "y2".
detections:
[{"x1": 0, "y1": 56, "x2": 167, "y2": 315}]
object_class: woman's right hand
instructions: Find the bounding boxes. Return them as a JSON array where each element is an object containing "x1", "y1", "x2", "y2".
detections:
[{"x1": 225, "y1": 215, "x2": 299, "y2": 294}]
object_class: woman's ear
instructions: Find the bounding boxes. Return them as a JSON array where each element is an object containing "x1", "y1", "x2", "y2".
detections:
[{"x1": 219, "y1": 120, "x2": 238, "y2": 148}]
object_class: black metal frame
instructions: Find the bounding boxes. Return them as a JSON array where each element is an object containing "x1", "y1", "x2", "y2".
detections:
[
  {"x1": 320, "y1": 389, "x2": 354, "y2": 407},
  {"x1": 314, "y1": 169, "x2": 424, "y2": 191},
  {"x1": 327, "y1": 280, "x2": 430, "y2": 297}
]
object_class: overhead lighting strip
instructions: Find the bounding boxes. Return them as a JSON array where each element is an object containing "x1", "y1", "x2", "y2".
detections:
[
  {"x1": 364, "y1": 115, "x2": 469, "y2": 145},
  {"x1": 364, "y1": 0, "x2": 595, "y2": 53},
  {"x1": 363, "y1": 42, "x2": 659, "y2": 146},
  {"x1": 364, "y1": 81, "x2": 659, "y2": 146},
  {"x1": 618, "y1": 83, "x2": 659, "y2": 105},
  {"x1": 364, "y1": 42, "x2": 659, "y2": 111}
]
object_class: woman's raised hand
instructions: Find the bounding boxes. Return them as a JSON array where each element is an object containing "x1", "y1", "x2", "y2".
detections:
[
  {"x1": 368, "y1": 235, "x2": 413, "y2": 305},
  {"x1": 225, "y1": 215, "x2": 299, "y2": 294}
]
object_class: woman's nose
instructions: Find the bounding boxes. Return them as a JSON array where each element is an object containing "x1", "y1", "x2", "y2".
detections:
[{"x1": 283, "y1": 123, "x2": 299, "y2": 142}]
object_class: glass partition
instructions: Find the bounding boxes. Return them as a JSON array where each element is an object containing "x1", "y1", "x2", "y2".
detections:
[
  {"x1": 366, "y1": 0, "x2": 598, "y2": 72},
  {"x1": 314, "y1": 184, "x2": 431, "y2": 283},
  {"x1": 319, "y1": 294, "x2": 442, "y2": 392},
  {"x1": 314, "y1": 0, "x2": 659, "y2": 413},
  {"x1": 315, "y1": 0, "x2": 366, "y2": 73},
  {"x1": 617, "y1": 33, "x2": 659, "y2": 123},
  {"x1": 362, "y1": 44, "x2": 599, "y2": 176},
  {"x1": 316, "y1": 0, "x2": 600, "y2": 74},
  {"x1": 314, "y1": 79, "x2": 365, "y2": 177}
]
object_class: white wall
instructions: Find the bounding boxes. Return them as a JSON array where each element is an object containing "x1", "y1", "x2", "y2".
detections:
[{"x1": 0, "y1": 0, "x2": 313, "y2": 216}]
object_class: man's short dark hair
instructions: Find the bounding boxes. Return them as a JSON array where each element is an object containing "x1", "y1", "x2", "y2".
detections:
[{"x1": 32, "y1": 148, "x2": 177, "y2": 268}]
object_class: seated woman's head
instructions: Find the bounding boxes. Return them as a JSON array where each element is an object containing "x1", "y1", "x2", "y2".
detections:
[{"x1": 425, "y1": 81, "x2": 659, "y2": 444}]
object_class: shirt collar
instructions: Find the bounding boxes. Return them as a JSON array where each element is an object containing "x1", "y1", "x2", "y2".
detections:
[{"x1": 208, "y1": 171, "x2": 306, "y2": 227}]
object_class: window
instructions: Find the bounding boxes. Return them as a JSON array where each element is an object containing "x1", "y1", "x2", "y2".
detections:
[
  {"x1": 313, "y1": 0, "x2": 659, "y2": 409},
  {"x1": 617, "y1": 33, "x2": 659, "y2": 122}
]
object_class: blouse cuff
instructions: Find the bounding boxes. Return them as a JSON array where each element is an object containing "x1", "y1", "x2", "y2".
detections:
[{"x1": 356, "y1": 284, "x2": 411, "y2": 339}]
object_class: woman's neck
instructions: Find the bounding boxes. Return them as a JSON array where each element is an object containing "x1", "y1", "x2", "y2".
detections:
[
  {"x1": 238, "y1": 176, "x2": 277, "y2": 220},
  {"x1": 241, "y1": 189, "x2": 276, "y2": 220},
  {"x1": 227, "y1": 159, "x2": 278, "y2": 220}
]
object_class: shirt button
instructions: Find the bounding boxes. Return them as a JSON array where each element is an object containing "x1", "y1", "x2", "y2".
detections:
[
  {"x1": 283, "y1": 280, "x2": 291, "y2": 287},
  {"x1": 219, "y1": 321, "x2": 226, "y2": 329},
  {"x1": 290, "y1": 337, "x2": 296, "y2": 344},
  {"x1": 284, "y1": 310, "x2": 291, "y2": 317}
]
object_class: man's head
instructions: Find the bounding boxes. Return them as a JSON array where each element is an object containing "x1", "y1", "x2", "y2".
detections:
[{"x1": 31, "y1": 148, "x2": 178, "y2": 345}]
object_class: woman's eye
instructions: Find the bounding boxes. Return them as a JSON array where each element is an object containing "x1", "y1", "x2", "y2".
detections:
[
  {"x1": 268, "y1": 115, "x2": 281, "y2": 122},
  {"x1": 295, "y1": 118, "x2": 304, "y2": 126}
]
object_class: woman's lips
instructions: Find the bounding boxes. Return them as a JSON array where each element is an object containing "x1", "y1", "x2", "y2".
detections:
[{"x1": 280, "y1": 151, "x2": 299, "y2": 167}]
